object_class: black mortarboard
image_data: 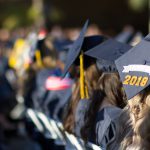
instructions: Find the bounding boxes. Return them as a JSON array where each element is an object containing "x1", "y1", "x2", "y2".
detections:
[
  {"x1": 115, "y1": 33, "x2": 150, "y2": 100},
  {"x1": 62, "y1": 20, "x2": 106, "y2": 77},
  {"x1": 85, "y1": 39, "x2": 132, "y2": 72},
  {"x1": 62, "y1": 20, "x2": 89, "y2": 77},
  {"x1": 74, "y1": 35, "x2": 107, "y2": 67}
]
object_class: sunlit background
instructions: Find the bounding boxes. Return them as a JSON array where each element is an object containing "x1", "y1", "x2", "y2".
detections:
[
  {"x1": 0, "y1": 0, "x2": 148, "y2": 35},
  {"x1": 0, "y1": 1, "x2": 149, "y2": 149}
]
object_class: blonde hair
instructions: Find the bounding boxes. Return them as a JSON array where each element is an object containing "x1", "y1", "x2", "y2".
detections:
[{"x1": 121, "y1": 86, "x2": 150, "y2": 150}]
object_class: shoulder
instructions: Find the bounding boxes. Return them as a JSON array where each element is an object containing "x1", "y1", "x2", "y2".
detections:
[
  {"x1": 104, "y1": 106, "x2": 123, "y2": 120},
  {"x1": 96, "y1": 107, "x2": 123, "y2": 148},
  {"x1": 96, "y1": 106, "x2": 123, "y2": 123}
]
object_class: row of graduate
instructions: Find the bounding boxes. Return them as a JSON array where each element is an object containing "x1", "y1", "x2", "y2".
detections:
[
  {"x1": 0, "y1": 20, "x2": 149, "y2": 150},
  {"x1": 23, "y1": 21, "x2": 150, "y2": 149},
  {"x1": 60, "y1": 20, "x2": 150, "y2": 149}
]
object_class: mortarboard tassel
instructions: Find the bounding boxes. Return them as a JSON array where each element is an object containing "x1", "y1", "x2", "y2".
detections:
[
  {"x1": 35, "y1": 50, "x2": 43, "y2": 68},
  {"x1": 79, "y1": 51, "x2": 89, "y2": 99}
]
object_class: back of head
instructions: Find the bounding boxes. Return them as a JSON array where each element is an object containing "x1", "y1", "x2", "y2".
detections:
[
  {"x1": 38, "y1": 37, "x2": 58, "y2": 69},
  {"x1": 85, "y1": 63, "x2": 101, "y2": 96},
  {"x1": 98, "y1": 72, "x2": 126, "y2": 108},
  {"x1": 63, "y1": 63, "x2": 101, "y2": 134},
  {"x1": 81, "y1": 72, "x2": 126, "y2": 141}
]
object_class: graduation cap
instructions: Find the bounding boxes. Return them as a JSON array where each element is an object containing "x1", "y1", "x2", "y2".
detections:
[
  {"x1": 115, "y1": 33, "x2": 150, "y2": 100},
  {"x1": 85, "y1": 39, "x2": 132, "y2": 72},
  {"x1": 62, "y1": 20, "x2": 106, "y2": 99},
  {"x1": 62, "y1": 20, "x2": 107, "y2": 77},
  {"x1": 62, "y1": 20, "x2": 89, "y2": 77}
]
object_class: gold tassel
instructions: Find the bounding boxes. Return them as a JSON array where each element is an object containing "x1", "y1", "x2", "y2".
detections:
[
  {"x1": 35, "y1": 50, "x2": 43, "y2": 68},
  {"x1": 79, "y1": 51, "x2": 89, "y2": 99}
]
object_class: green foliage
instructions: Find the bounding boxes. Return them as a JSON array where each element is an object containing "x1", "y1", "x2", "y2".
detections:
[
  {"x1": 49, "y1": 7, "x2": 65, "y2": 23},
  {"x1": 128, "y1": 0, "x2": 148, "y2": 12},
  {"x1": 0, "y1": 3, "x2": 35, "y2": 29},
  {"x1": 3, "y1": 15, "x2": 19, "y2": 29}
]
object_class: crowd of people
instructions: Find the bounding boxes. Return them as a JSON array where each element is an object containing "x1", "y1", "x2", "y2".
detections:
[{"x1": 0, "y1": 19, "x2": 149, "y2": 150}]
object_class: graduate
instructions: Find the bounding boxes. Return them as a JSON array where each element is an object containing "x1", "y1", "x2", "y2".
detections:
[
  {"x1": 115, "y1": 33, "x2": 150, "y2": 150},
  {"x1": 31, "y1": 36, "x2": 58, "y2": 110},
  {"x1": 62, "y1": 20, "x2": 106, "y2": 136},
  {"x1": 30, "y1": 34, "x2": 72, "y2": 117},
  {"x1": 43, "y1": 39, "x2": 74, "y2": 120},
  {"x1": 80, "y1": 38, "x2": 132, "y2": 149}
]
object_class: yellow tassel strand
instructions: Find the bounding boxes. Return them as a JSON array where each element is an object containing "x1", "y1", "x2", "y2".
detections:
[
  {"x1": 35, "y1": 50, "x2": 43, "y2": 68},
  {"x1": 79, "y1": 51, "x2": 85, "y2": 99},
  {"x1": 80, "y1": 51, "x2": 89, "y2": 99}
]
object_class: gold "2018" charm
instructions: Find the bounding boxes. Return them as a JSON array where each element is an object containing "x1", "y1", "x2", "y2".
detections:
[{"x1": 123, "y1": 75, "x2": 149, "y2": 87}]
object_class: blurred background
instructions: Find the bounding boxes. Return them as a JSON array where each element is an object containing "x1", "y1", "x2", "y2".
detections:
[
  {"x1": 0, "y1": 1, "x2": 149, "y2": 150},
  {"x1": 0, "y1": 0, "x2": 149, "y2": 35}
]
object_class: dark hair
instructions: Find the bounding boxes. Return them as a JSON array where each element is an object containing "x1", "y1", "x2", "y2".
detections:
[
  {"x1": 63, "y1": 79, "x2": 80, "y2": 134},
  {"x1": 63, "y1": 63, "x2": 101, "y2": 134},
  {"x1": 81, "y1": 72, "x2": 126, "y2": 141},
  {"x1": 39, "y1": 37, "x2": 58, "y2": 68}
]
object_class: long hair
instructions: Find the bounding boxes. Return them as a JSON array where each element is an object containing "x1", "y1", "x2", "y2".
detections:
[
  {"x1": 63, "y1": 79, "x2": 80, "y2": 133},
  {"x1": 81, "y1": 72, "x2": 126, "y2": 141},
  {"x1": 63, "y1": 63, "x2": 101, "y2": 134},
  {"x1": 85, "y1": 63, "x2": 102, "y2": 97},
  {"x1": 121, "y1": 86, "x2": 150, "y2": 150}
]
